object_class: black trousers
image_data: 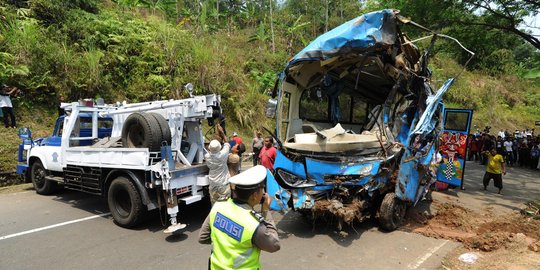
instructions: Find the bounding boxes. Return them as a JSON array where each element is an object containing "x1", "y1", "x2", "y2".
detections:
[
  {"x1": 2, "y1": 107, "x2": 16, "y2": 128},
  {"x1": 253, "y1": 149, "x2": 261, "y2": 166},
  {"x1": 483, "y1": 172, "x2": 503, "y2": 189}
]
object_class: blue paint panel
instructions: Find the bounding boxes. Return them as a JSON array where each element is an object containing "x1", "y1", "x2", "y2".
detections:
[
  {"x1": 410, "y1": 79, "x2": 454, "y2": 135},
  {"x1": 289, "y1": 9, "x2": 397, "y2": 66},
  {"x1": 288, "y1": 189, "x2": 315, "y2": 210},
  {"x1": 16, "y1": 164, "x2": 28, "y2": 175},
  {"x1": 214, "y1": 212, "x2": 244, "y2": 242},
  {"x1": 312, "y1": 185, "x2": 336, "y2": 191},
  {"x1": 267, "y1": 170, "x2": 290, "y2": 211},
  {"x1": 293, "y1": 189, "x2": 307, "y2": 209},
  {"x1": 273, "y1": 150, "x2": 306, "y2": 179},
  {"x1": 305, "y1": 158, "x2": 380, "y2": 184},
  {"x1": 396, "y1": 144, "x2": 437, "y2": 202},
  {"x1": 395, "y1": 157, "x2": 419, "y2": 201}
]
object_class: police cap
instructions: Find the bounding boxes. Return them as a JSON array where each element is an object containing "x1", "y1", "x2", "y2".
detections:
[{"x1": 229, "y1": 165, "x2": 267, "y2": 190}]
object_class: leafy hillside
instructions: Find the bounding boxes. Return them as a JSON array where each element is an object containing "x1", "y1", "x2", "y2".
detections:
[
  {"x1": 431, "y1": 54, "x2": 540, "y2": 131},
  {"x1": 1, "y1": 0, "x2": 539, "y2": 181}
]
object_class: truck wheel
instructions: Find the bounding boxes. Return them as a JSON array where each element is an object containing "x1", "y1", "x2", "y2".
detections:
[
  {"x1": 31, "y1": 160, "x2": 57, "y2": 195},
  {"x1": 121, "y1": 112, "x2": 161, "y2": 151},
  {"x1": 379, "y1": 192, "x2": 407, "y2": 231},
  {"x1": 107, "y1": 176, "x2": 145, "y2": 228},
  {"x1": 148, "y1": 112, "x2": 171, "y2": 146}
]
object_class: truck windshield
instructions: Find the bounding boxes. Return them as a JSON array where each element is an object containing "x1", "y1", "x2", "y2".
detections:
[{"x1": 80, "y1": 118, "x2": 113, "y2": 129}]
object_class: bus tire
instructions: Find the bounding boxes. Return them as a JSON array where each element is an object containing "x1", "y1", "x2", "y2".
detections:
[{"x1": 379, "y1": 192, "x2": 407, "y2": 231}]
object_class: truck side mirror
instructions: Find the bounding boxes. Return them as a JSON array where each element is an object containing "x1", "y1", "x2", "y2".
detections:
[
  {"x1": 184, "y1": 83, "x2": 194, "y2": 98},
  {"x1": 18, "y1": 127, "x2": 32, "y2": 141},
  {"x1": 265, "y1": 98, "x2": 277, "y2": 118}
]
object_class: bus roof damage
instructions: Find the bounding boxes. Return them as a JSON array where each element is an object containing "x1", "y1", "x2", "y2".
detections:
[{"x1": 266, "y1": 9, "x2": 473, "y2": 231}]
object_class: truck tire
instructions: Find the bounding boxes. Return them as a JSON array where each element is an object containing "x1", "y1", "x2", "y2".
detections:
[
  {"x1": 121, "y1": 112, "x2": 162, "y2": 152},
  {"x1": 107, "y1": 176, "x2": 146, "y2": 228},
  {"x1": 379, "y1": 192, "x2": 406, "y2": 232},
  {"x1": 148, "y1": 112, "x2": 171, "y2": 146},
  {"x1": 31, "y1": 160, "x2": 57, "y2": 195}
]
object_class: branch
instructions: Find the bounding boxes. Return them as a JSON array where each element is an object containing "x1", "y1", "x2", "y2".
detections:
[
  {"x1": 453, "y1": 19, "x2": 540, "y2": 49},
  {"x1": 522, "y1": 0, "x2": 540, "y2": 10},
  {"x1": 462, "y1": 0, "x2": 517, "y2": 24}
]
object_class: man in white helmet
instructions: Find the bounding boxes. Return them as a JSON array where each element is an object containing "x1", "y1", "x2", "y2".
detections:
[{"x1": 205, "y1": 124, "x2": 231, "y2": 204}]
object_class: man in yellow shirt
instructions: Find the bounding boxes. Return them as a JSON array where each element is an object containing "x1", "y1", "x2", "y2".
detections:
[{"x1": 483, "y1": 148, "x2": 506, "y2": 194}]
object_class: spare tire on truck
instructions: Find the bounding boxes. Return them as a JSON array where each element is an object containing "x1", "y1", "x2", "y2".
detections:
[
  {"x1": 121, "y1": 112, "x2": 162, "y2": 152},
  {"x1": 148, "y1": 112, "x2": 172, "y2": 146}
]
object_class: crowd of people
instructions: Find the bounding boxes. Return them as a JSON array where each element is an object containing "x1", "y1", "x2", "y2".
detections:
[
  {"x1": 205, "y1": 123, "x2": 278, "y2": 204},
  {"x1": 467, "y1": 127, "x2": 540, "y2": 170},
  {"x1": 201, "y1": 124, "x2": 280, "y2": 269}
]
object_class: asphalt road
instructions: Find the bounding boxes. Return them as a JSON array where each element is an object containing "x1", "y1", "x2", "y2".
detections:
[
  {"x1": 5, "y1": 160, "x2": 538, "y2": 270},
  {"x1": 0, "y1": 192, "x2": 459, "y2": 269}
]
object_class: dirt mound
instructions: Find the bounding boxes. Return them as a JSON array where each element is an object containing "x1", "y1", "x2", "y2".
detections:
[
  {"x1": 403, "y1": 201, "x2": 540, "y2": 252},
  {"x1": 528, "y1": 240, "x2": 540, "y2": 252},
  {"x1": 477, "y1": 215, "x2": 540, "y2": 240},
  {"x1": 461, "y1": 232, "x2": 514, "y2": 251}
]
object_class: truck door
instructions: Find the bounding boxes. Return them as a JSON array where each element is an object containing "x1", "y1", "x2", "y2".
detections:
[{"x1": 436, "y1": 108, "x2": 473, "y2": 188}]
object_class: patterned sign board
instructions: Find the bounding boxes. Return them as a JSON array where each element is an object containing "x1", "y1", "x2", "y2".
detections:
[{"x1": 436, "y1": 109, "x2": 473, "y2": 188}]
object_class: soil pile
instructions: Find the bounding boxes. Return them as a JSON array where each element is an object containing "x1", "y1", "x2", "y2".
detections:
[
  {"x1": 403, "y1": 198, "x2": 540, "y2": 269},
  {"x1": 403, "y1": 200, "x2": 540, "y2": 251}
]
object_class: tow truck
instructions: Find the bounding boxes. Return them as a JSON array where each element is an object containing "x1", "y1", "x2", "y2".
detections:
[{"x1": 16, "y1": 85, "x2": 221, "y2": 233}]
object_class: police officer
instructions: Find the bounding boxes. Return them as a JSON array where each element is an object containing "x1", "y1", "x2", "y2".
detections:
[{"x1": 199, "y1": 165, "x2": 280, "y2": 269}]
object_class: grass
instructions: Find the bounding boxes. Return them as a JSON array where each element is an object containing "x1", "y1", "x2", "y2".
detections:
[
  {"x1": 0, "y1": 183, "x2": 33, "y2": 195},
  {"x1": 0, "y1": 107, "x2": 56, "y2": 186},
  {"x1": 433, "y1": 55, "x2": 540, "y2": 132}
]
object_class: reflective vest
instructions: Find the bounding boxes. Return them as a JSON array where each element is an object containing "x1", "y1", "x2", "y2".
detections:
[{"x1": 209, "y1": 199, "x2": 261, "y2": 269}]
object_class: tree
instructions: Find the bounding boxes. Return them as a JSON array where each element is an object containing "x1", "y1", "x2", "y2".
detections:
[
  {"x1": 456, "y1": 0, "x2": 540, "y2": 50},
  {"x1": 269, "y1": 0, "x2": 275, "y2": 53}
]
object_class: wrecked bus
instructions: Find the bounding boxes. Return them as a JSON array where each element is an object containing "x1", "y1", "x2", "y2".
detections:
[{"x1": 265, "y1": 9, "x2": 474, "y2": 231}]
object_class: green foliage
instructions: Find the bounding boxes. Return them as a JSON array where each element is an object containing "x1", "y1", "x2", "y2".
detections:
[
  {"x1": 0, "y1": 52, "x2": 29, "y2": 82},
  {"x1": 29, "y1": 0, "x2": 98, "y2": 26},
  {"x1": 0, "y1": 0, "x2": 539, "y2": 175},
  {"x1": 249, "y1": 69, "x2": 275, "y2": 94},
  {"x1": 523, "y1": 70, "x2": 540, "y2": 79},
  {"x1": 248, "y1": 21, "x2": 270, "y2": 43}
]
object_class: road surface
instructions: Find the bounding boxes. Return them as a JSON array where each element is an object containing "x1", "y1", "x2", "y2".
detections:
[{"x1": 1, "y1": 161, "x2": 538, "y2": 270}]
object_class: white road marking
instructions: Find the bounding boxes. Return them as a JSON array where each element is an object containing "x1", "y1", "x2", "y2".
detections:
[
  {"x1": 408, "y1": 240, "x2": 450, "y2": 269},
  {"x1": 0, "y1": 213, "x2": 111, "y2": 241}
]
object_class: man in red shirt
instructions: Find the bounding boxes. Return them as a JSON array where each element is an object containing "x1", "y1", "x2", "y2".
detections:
[
  {"x1": 232, "y1": 131, "x2": 243, "y2": 145},
  {"x1": 258, "y1": 136, "x2": 277, "y2": 172}
]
